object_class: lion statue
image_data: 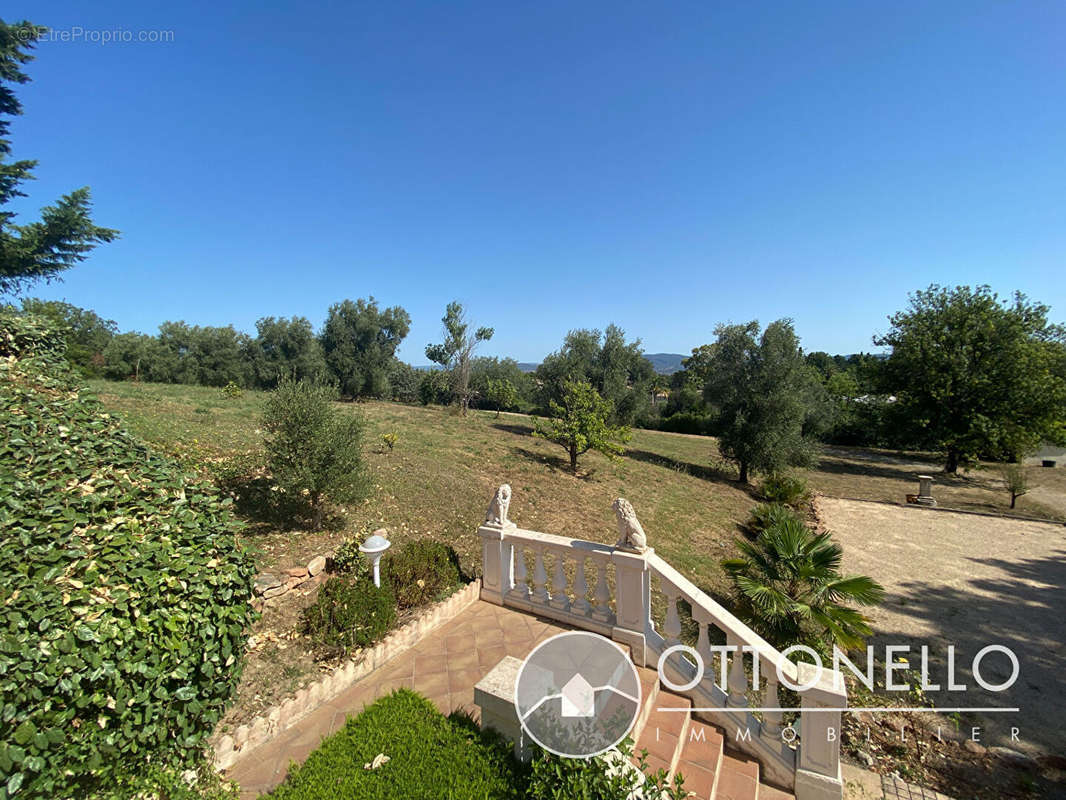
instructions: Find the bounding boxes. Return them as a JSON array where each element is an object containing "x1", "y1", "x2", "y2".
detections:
[
  {"x1": 485, "y1": 484, "x2": 513, "y2": 527},
  {"x1": 612, "y1": 498, "x2": 647, "y2": 552}
]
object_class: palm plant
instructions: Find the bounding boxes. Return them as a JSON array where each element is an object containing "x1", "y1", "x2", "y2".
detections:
[{"x1": 721, "y1": 515, "x2": 884, "y2": 651}]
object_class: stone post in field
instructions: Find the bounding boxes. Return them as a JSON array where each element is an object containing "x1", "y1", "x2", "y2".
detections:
[{"x1": 916, "y1": 475, "x2": 937, "y2": 506}]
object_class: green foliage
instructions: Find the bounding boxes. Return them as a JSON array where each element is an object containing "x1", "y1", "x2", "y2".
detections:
[
  {"x1": 425, "y1": 301, "x2": 494, "y2": 414},
  {"x1": 1000, "y1": 464, "x2": 1030, "y2": 509},
  {"x1": 386, "y1": 359, "x2": 421, "y2": 403},
  {"x1": 18, "y1": 298, "x2": 116, "y2": 376},
  {"x1": 268, "y1": 689, "x2": 522, "y2": 800},
  {"x1": 485, "y1": 377, "x2": 519, "y2": 416},
  {"x1": 701, "y1": 319, "x2": 828, "y2": 483},
  {"x1": 532, "y1": 380, "x2": 631, "y2": 472},
  {"x1": 0, "y1": 21, "x2": 118, "y2": 296},
  {"x1": 329, "y1": 537, "x2": 368, "y2": 579},
  {"x1": 262, "y1": 379, "x2": 369, "y2": 529},
  {"x1": 383, "y1": 540, "x2": 464, "y2": 610},
  {"x1": 381, "y1": 432, "x2": 397, "y2": 452},
  {"x1": 526, "y1": 739, "x2": 685, "y2": 800},
  {"x1": 302, "y1": 576, "x2": 396, "y2": 655},
  {"x1": 876, "y1": 285, "x2": 1066, "y2": 472},
  {"x1": 759, "y1": 472, "x2": 810, "y2": 508},
  {"x1": 0, "y1": 314, "x2": 257, "y2": 798},
  {"x1": 722, "y1": 513, "x2": 884, "y2": 650},
  {"x1": 746, "y1": 502, "x2": 803, "y2": 535},
  {"x1": 220, "y1": 381, "x2": 243, "y2": 399},
  {"x1": 535, "y1": 324, "x2": 654, "y2": 426},
  {"x1": 320, "y1": 297, "x2": 411, "y2": 399},
  {"x1": 156, "y1": 321, "x2": 254, "y2": 388},
  {"x1": 101, "y1": 331, "x2": 164, "y2": 381},
  {"x1": 417, "y1": 368, "x2": 452, "y2": 406},
  {"x1": 470, "y1": 357, "x2": 532, "y2": 411},
  {"x1": 92, "y1": 757, "x2": 240, "y2": 800},
  {"x1": 0, "y1": 308, "x2": 66, "y2": 357},
  {"x1": 248, "y1": 316, "x2": 328, "y2": 389}
]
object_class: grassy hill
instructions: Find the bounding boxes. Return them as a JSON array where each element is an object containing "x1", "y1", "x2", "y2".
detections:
[{"x1": 86, "y1": 379, "x2": 1066, "y2": 725}]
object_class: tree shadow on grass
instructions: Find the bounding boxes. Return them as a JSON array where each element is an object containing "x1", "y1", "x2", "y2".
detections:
[
  {"x1": 512, "y1": 447, "x2": 598, "y2": 482},
  {"x1": 815, "y1": 454, "x2": 982, "y2": 488},
  {"x1": 491, "y1": 422, "x2": 536, "y2": 437},
  {"x1": 624, "y1": 449, "x2": 761, "y2": 500},
  {"x1": 218, "y1": 475, "x2": 345, "y2": 533}
]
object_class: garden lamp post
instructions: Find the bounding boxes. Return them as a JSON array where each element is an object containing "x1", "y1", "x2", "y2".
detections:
[{"x1": 359, "y1": 530, "x2": 391, "y2": 588}]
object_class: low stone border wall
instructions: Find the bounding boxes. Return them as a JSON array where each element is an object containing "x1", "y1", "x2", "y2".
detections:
[{"x1": 213, "y1": 579, "x2": 482, "y2": 770}]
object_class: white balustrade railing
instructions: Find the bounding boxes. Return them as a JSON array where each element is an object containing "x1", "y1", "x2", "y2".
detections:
[{"x1": 478, "y1": 489, "x2": 846, "y2": 800}]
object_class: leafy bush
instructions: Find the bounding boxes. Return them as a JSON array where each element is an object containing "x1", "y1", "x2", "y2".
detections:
[
  {"x1": 329, "y1": 537, "x2": 367, "y2": 577},
  {"x1": 527, "y1": 739, "x2": 685, "y2": 800},
  {"x1": 268, "y1": 689, "x2": 522, "y2": 800},
  {"x1": 746, "y1": 502, "x2": 802, "y2": 535},
  {"x1": 380, "y1": 432, "x2": 397, "y2": 452},
  {"x1": 657, "y1": 410, "x2": 713, "y2": 436},
  {"x1": 0, "y1": 314, "x2": 257, "y2": 798},
  {"x1": 1001, "y1": 464, "x2": 1030, "y2": 509},
  {"x1": 383, "y1": 540, "x2": 464, "y2": 610},
  {"x1": 220, "y1": 381, "x2": 243, "y2": 399},
  {"x1": 262, "y1": 379, "x2": 369, "y2": 529},
  {"x1": 302, "y1": 576, "x2": 396, "y2": 654},
  {"x1": 760, "y1": 472, "x2": 810, "y2": 507}
]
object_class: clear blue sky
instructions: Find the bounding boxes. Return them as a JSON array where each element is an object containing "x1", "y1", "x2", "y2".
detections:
[{"x1": 9, "y1": 1, "x2": 1066, "y2": 363}]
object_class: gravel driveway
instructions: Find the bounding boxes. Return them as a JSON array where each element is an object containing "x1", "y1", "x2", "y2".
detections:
[{"x1": 818, "y1": 497, "x2": 1066, "y2": 757}]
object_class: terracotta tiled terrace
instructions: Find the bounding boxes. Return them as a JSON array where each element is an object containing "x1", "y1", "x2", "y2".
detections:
[{"x1": 225, "y1": 600, "x2": 792, "y2": 800}]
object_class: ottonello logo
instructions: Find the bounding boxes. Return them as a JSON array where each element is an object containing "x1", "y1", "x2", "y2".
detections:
[{"x1": 515, "y1": 631, "x2": 641, "y2": 758}]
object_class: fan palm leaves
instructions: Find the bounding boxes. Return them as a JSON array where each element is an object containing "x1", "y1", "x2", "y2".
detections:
[{"x1": 722, "y1": 515, "x2": 884, "y2": 651}]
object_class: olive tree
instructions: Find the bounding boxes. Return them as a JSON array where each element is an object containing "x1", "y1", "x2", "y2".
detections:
[{"x1": 425, "y1": 301, "x2": 493, "y2": 414}]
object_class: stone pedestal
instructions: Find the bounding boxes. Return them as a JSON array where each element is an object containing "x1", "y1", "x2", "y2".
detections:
[
  {"x1": 795, "y1": 662, "x2": 845, "y2": 800},
  {"x1": 611, "y1": 548, "x2": 650, "y2": 667},
  {"x1": 916, "y1": 475, "x2": 937, "y2": 506},
  {"x1": 474, "y1": 656, "x2": 532, "y2": 762}
]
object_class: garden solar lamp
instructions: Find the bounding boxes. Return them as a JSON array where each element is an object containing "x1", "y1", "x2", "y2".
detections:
[{"x1": 359, "y1": 530, "x2": 391, "y2": 588}]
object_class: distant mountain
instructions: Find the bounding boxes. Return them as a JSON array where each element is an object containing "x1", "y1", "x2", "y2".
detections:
[{"x1": 644, "y1": 353, "x2": 686, "y2": 374}]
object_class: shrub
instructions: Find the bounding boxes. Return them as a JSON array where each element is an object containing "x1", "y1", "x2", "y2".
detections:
[
  {"x1": 722, "y1": 514, "x2": 884, "y2": 651},
  {"x1": 262, "y1": 379, "x2": 369, "y2": 529},
  {"x1": 381, "y1": 432, "x2": 397, "y2": 452},
  {"x1": 527, "y1": 739, "x2": 685, "y2": 800},
  {"x1": 383, "y1": 540, "x2": 464, "y2": 610},
  {"x1": 220, "y1": 381, "x2": 243, "y2": 399},
  {"x1": 329, "y1": 537, "x2": 367, "y2": 577},
  {"x1": 760, "y1": 472, "x2": 810, "y2": 507},
  {"x1": 746, "y1": 502, "x2": 802, "y2": 535},
  {"x1": 302, "y1": 576, "x2": 395, "y2": 654},
  {"x1": 0, "y1": 314, "x2": 257, "y2": 798},
  {"x1": 268, "y1": 689, "x2": 522, "y2": 800},
  {"x1": 1001, "y1": 464, "x2": 1030, "y2": 509}
]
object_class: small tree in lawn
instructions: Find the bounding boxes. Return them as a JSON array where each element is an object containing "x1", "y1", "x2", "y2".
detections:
[
  {"x1": 486, "y1": 378, "x2": 518, "y2": 417},
  {"x1": 533, "y1": 381, "x2": 631, "y2": 473},
  {"x1": 1001, "y1": 465, "x2": 1030, "y2": 509},
  {"x1": 262, "y1": 379, "x2": 369, "y2": 530},
  {"x1": 425, "y1": 301, "x2": 493, "y2": 415}
]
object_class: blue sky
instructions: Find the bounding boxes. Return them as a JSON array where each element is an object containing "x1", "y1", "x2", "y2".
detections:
[{"x1": 8, "y1": 1, "x2": 1066, "y2": 363}]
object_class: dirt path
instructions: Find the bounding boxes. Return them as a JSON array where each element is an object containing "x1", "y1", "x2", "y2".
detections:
[{"x1": 818, "y1": 497, "x2": 1066, "y2": 757}]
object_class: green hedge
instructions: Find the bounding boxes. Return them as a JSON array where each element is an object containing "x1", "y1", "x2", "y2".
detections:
[
  {"x1": 0, "y1": 314, "x2": 258, "y2": 798},
  {"x1": 268, "y1": 689, "x2": 522, "y2": 800},
  {"x1": 302, "y1": 576, "x2": 396, "y2": 654},
  {"x1": 383, "y1": 540, "x2": 464, "y2": 610}
]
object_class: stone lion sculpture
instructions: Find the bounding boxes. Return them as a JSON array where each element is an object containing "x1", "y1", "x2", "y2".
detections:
[
  {"x1": 485, "y1": 484, "x2": 513, "y2": 527},
  {"x1": 612, "y1": 498, "x2": 647, "y2": 552}
]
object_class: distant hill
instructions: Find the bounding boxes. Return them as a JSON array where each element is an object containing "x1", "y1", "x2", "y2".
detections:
[{"x1": 644, "y1": 353, "x2": 685, "y2": 374}]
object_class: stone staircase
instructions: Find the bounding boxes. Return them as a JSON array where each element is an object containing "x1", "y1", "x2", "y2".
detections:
[{"x1": 631, "y1": 667, "x2": 795, "y2": 800}]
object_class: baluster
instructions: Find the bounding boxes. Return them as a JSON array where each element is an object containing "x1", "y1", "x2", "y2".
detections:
[
  {"x1": 550, "y1": 548, "x2": 570, "y2": 612},
  {"x1": 510, "y1": 544, "x2": 529, "y2": 601},
  {"x1": 532, "y1": 545, "x2": 550, "y2": 604},
  {"x1": 726, "y1": 634, "x2": 748, "y2": 707},
  {"x1": 592, "y1": 556, "x2": 611, "y2": 622},
  {"x1": 761, "y1": 667, "x2": 783, "y2": 738},
  {"x1": 695, "y1": 618, "x2": 714, "y2": 686},
  {"x1": 662, "y1": 584, "x2": 682, "y2": 646},
  {"x1": 572, "y1": 556, "x2": 590, "y2": 615}
]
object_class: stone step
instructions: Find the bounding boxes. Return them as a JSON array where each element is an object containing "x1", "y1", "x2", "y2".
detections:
[
  {"x1": 633, "y1": 688, "x2": 691, "y2": 777},
  {"x1": 715, "y1": 752, "x2": 761, "y2": 800},
  {"x1": 672, "y1": 720, "x2": 724, "y2": 799}
]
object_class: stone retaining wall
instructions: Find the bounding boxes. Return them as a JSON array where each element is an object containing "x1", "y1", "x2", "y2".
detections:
[{"x1": 213, "y1": 579, "x2": 482, "y2": 770}]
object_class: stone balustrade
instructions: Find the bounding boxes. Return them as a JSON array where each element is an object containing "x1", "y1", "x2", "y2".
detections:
[{"x1": 479, "y1": 488, "x2": 846, "y2": 800}]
